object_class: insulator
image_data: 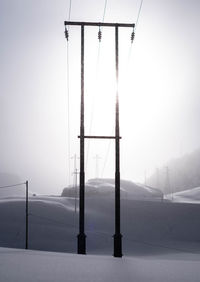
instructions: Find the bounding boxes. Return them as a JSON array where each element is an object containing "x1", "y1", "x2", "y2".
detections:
[
  {"x1": 65, "y1": 27, "x2": 69, "y2": 41},
  {"x1": 131, "y1": 30, "x2": 135, "y2": 43},
  {"x1": 98, "y1": 29, "x2": 102, "y2": 42}
]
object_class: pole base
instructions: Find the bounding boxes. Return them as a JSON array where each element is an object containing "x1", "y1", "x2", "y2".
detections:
[
  {"x1": 77, "y1": 233, "x2": 86, "y2": 254},
  {"x1": 113, "y1": 233, "x2": 123, "y2": 257}
]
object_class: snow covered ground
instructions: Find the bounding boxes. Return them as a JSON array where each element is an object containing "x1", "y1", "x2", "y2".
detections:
[
  {"x1": 1, "y1": 247, "x2": 200, "y2": 282},
  {"x1": 173, "y1": 187, "x2": 200, "y2": 203},
  {"x1": 1, "y1": 193, "x2": 200, "y2": 255},
  {"x1": 1, "y1": 179, "x2": 200, "y2": 281}
]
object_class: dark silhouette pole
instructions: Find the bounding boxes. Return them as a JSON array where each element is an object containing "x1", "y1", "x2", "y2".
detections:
[
  {"x1": 25, "y1": 180, "x2": 29, "y2": 249},
  {"x1": 64, "y1": 21, "x2": 134, "y2": 257},
  {"x1": 113, "y1": 25, "x2": 122, "y2": 257},
  {"x1": 77, "y1": 24, "x2": 86, "y2": 254}
]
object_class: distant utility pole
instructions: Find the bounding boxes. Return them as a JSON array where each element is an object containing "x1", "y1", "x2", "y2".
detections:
[
  {"x1": 156, "y1": 168, "x2": 159, "y2": 189},
  {"x1": 165, "y1": 166, "x2": 173, "y2": 201},
  {"x1": 25, "y1": 180, "x2": 29, "y2": 250},
  {"x1": 73, "y1": 168, "x2": 79, "y2": 213},
  {"x1": 94, "y1": 154, "x2": 101, "y2": 179},
  {"x1": 144, "y1": 170, "x2": 147, "y2": 186},
  {"x1": 64, "y1": 20, "x2": 135, "y2": 257},
  {"x1": 71, "y1": 154, "x2": 79, "y2": 213}
]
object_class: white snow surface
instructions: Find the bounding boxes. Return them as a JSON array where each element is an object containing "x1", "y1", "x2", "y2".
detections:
[
  {"x1": 173, "y1": 187, "x2": 200, "y2": 203},
  {"x1": 1, "y1": 194, "x2": 200, "y2": 255},
  {"x1": 1, "y1": 191, "x2": 200, "y2": 281},
  {"x1": 1, "y1": 247, "x2": 200, "y2": 282}
]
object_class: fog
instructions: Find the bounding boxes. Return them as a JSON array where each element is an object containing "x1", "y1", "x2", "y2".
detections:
[{"x1": 0, "y1": 0, "x2": 200, "y2": 194}]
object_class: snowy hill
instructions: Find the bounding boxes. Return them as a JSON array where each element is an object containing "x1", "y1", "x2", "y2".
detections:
[
  {"x1": 62, "y1": 178, "x2": 163, "y2": 201},
  {"x1": 1, "y1": 194, "x2": 200, "y2": 256}
]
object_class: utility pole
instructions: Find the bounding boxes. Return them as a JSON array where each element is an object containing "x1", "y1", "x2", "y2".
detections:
[
  {"x1": 94, "y1": 154, "x2": 101, "y2": 179},
  {"x1": 144, "y1": 170, "x2": 147, "y2": 186},
  {"x1": 64, "y1": 21, "x2": 135, "y2": 257},
  {"x1": 113, "y1": 24, "x2": 122, "y2": 257},
  {"x1": 71, "y1": 154, "x2": 79, "y2": 213},
  {"x1": 165, "y1": 166, "x2": 173, "y2": 200},
  {"x1": 156, "y1": 168, "x2": 159, "y2": 189},
  {"x1": 25, "y1": 180, "x2": 29, "y2": 250}
]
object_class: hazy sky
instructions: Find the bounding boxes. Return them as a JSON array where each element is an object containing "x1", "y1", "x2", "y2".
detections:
[{"x1": 0, "y1": 0, "x2": 200, "y2": 194}]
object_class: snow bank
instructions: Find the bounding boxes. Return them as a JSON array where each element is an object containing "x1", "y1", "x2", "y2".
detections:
[
  {"x1": 173, "y1": 187, "x2": 200, "y2": 203},
  {"x1": 1, "y1": 247, "x2": 200, "y2": 282},
  {"x1": 62, "y1": 178, "x2": 163, "y2": 201},
  {"x1": 1, "y1": 195, "x2": 200, "y2": 256}
]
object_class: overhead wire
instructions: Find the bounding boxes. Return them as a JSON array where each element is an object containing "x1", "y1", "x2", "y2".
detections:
[
  {"x1": 102, "y1": 0, "x2": 108, "y2": 23},
  {"x1": 135, "y1": 0, "x2": 144, "y2": 28},
  {"x1": 128, "y1": 0, "x2": 144, "y2": 58},
  {"x1": 67, "y1": 0, "x2": 72, "y2": 21},
  {"x1": 66, "y1": 0, "x2": 72, "y2": 186},
  {"x1": 0, "y1": 182, "x2": 26, "y2": 189},
  {"x1": 101, "y1": 127, "x2": 114, "y2": 178},
  {"x1": 85, "y1": 0, "x2": 109, "y2": 172},
  {"x1": 101, "y1": 0, "x2": 144, "y2": 178}
]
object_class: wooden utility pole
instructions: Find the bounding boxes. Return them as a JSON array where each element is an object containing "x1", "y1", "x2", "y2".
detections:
[
  {"x1": 25, "y1": 180, "x2": 29, "y2": 250},
  {"x1": 113, "y1": 25, "x2": 122, "y2": 257},
  {"x1": 64, "y1": 21, "x2": 135, "y2": 257}
]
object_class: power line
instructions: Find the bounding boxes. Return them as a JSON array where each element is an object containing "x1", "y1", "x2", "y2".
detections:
[
  {"x1": 0, "y1": 182, "x2": 26, "y2": 189},
  {"x1": 85, "y1": 0, "x2": 109, "y2": 172},
  {"x1": 85, "y1": 45, "x2": 101, "y2": 170},
  {"x1": 135, "y1": 0, "x2": 144, "y2": 29},
  {"x1": 101, "y1": 1, "x2": 144, "y2": 179},
  {"x1": 66, "y1": 43, "x2": 71, "y2": 186},
  {"x1": 100, "y1": 1, "x2": 144, "y2": 178},
  {"x1": 102, "y1": 0, "x2": 108, "y2": 23},
  {"x1": 94, "y1": 154, "x2": 101, "y2": 178},
  {"x1": 68, "y1": 0, "x2": 72, "y2": 21},
  {"x1": 101, "y1": 127, "x2": 114, "y2": 178},
  {"x1": 65, "y1": 0, "x2": 73, "y2": 185}
]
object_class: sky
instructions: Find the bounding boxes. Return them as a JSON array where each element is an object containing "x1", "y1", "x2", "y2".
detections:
[{"x1": 0, "y1": 0, "x2": 200, "y2": 194}]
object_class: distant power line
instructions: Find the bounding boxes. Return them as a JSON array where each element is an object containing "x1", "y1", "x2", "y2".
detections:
[
  {"x1": 135, "y1": 0, "x2": 144, "y2": 28},
  {"x1": 0, "y1": 182, "x2": 26, "y2": 189}
]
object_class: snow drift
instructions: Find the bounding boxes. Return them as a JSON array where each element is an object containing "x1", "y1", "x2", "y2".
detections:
[
  {"x1": 62, "y1": 178, "x2": 163, "y2": 201},
  {"x1": 1, "y1": 247, "x2": 200, "y2": 282},
  {"x1": 1, "y1": 194, "x2": 200, "y2": 256},
  {"x1": 173, "y1": 186, "x2": 200, "y2": 203}
]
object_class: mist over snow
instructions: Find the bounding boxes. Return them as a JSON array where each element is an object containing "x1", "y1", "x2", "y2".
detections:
[
  {"x1": 62, "y1": 178, "x2": 163, "y2": 201},
  {"x1": 148, "y1": 148, "x2": 200, "y2": 194}
]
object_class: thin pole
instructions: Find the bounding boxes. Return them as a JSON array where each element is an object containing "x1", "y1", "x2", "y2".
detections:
[
  {"x1": 78, "y1": 24, "x2": 86, "y2": 254},
  {"x1": 75, "y1": 168, "x2": 78, "y2": 213},
  {"x1": 113, "y1": 25, "x2": 122, "y2": 257},
  {"x1": 71, "y1": 154, "x2": 78, "y2": 213},
  {"x1": 144, "y1": 170, "x2": 147, "y2": 185},
  {"x1": 94, "y1": 154, "x2": 101, "y2": 179},
  {"x1": 25, "y1": 180, "x2": 29, "y2": 250}
]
